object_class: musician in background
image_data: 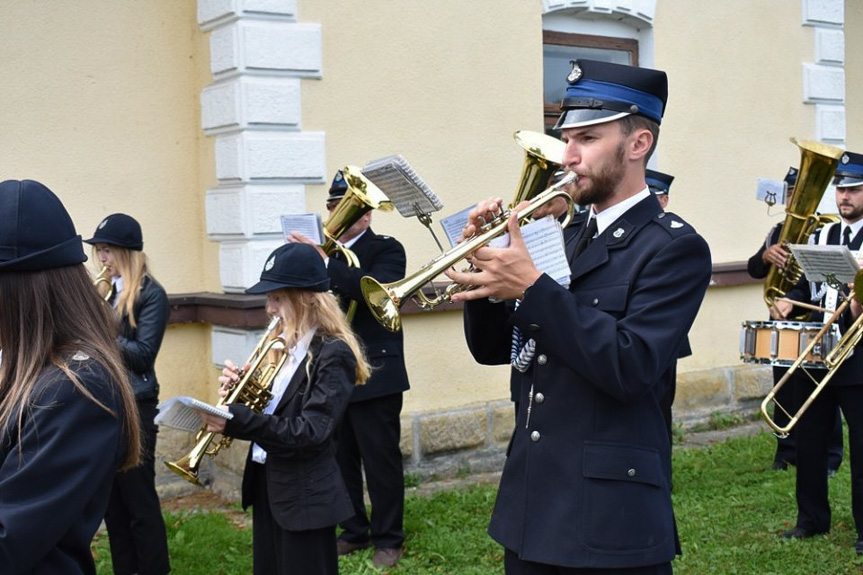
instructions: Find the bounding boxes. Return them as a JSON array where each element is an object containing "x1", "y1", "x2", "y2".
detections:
[
  {"x1": 0, "y1": 179, "x2": 141, "y2": 573},
  {"x1": 449, "y1": 60, "x2": 712, "y2": 573},
  {"x1": 289, "y1": 171, "x2": 410, "y2": 569},
  {"x1": 748, "y1": 168, "x2": 843, "y2": 473},
  {"x1": 198, "y1": 242, "x2": 371, "y2": 575},
  {"x1": 85, "y1": 214, "x2": 171, "y2": 575},
  {"x1": 772, "y1": 151, "x2": 863, "y2": 554}
]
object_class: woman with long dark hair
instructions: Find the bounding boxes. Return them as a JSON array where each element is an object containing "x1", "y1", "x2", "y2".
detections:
[
  {"x1": 86, "y1": 213, "x2": 171, "y2": 575},
  {"x1": 0, "y1": 179, "x2": 141, "y2": 574}
]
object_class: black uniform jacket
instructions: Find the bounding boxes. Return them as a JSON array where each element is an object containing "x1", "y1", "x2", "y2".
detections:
[
  {"x1": 784, "y1": 222, "x2": 863, "y2": 387},
  {"x1": 464, "y1": 194, "x2": 712, "y2": 568},
  {"x1": 327, "y1": 228, "x2": 410, "y2": 402},
  {"x1": 116, "y1": 274, "x2": 169, "y2": 400},
  {"x1": 0, "y1": 358, "x2": 129, "y2": 574},
  {"x1": 225, "y1": 335, "x2": 357, "y2": 531}
]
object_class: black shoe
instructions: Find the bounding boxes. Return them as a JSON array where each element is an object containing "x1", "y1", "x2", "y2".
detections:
[
  {"x1": 772, "y1": 460, "x2": 789, "y2": 471},
  {"x1": 855, "y1": 539, "x2": 863, "y2": 555},
  {"x1": 781, "y1": 527, "x2": 826, "y2": 540},
  {"x1": 336, "y1": 539, "x2": 371, "y2": 556}
]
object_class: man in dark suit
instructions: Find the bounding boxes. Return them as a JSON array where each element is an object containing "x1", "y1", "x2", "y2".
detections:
[
  {"x1": 748, "y1": 167, "x2": 843, "y2": 473},
  {"x1": 773, "y1": 151, "x2": 863, "y2": 554},
  {"x1": 448, "y1": 60, "x2": 712, "y2": 574},
  {"x1": 289, "y1": 171, "x2": 410, "y2": 569}
]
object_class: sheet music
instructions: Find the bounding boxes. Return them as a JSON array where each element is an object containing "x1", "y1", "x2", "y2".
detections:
[
  {"x1": 756, "y1": 178, "x2": 786, "y2": 205},
  {"x1": 788, "y1": 244, "x2": 860, "y2": 283},
  {"x1": 281, "y1": 213, "x2": 323, "y2": 244},
  {"x1": 489, "y1": 216, "x2": 570, "y2": 288},
  {"x1": 440, "y1": 205, "x2": 474, "y2": 247},
  {"x1": 362, "y1": 155, "x2": 443, "y2": 218},
  {"x1": 154, "y1": 396, "x2": 233, "y2": 432}
]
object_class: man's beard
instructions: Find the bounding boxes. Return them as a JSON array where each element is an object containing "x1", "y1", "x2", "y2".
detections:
[
  {"x1": 574, "y1": 142, "x2": 626, "y2": 207},
  {"x1": 839, "y1": 202, "x2": 863, "y2": 222}
]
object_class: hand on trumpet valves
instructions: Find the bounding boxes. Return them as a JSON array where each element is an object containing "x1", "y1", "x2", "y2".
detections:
[
  {"x1": 762, "y1": 243, "x2": 790, "y2": 269},
  {"x1": 460, "y1": 197, "x2": 505, "y2": 241},
  {"x1": 446, "y1": 212, "x2": 542, "y2": 303},
  {"x1": 218, "y1": 359, "x2": 250, "y2": 397}
]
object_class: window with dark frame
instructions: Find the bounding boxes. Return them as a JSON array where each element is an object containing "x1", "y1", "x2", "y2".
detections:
[{"x1": 543, "y1": 31, "x2": 639, "y2": 132}]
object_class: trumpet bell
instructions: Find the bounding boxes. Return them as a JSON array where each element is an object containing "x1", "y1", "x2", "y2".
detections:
[
  {"x1": 165, "y1": 456, "x2": 203, "y2": 487},
  {"x1": 361, "y1": 276, "x2": 401, "y2": 332},
  {"x1": 512, "y1": 130, "x2": 566, "y2": 206}
]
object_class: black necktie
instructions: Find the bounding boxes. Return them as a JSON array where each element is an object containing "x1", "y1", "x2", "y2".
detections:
[
  {"x1": 572, "y1": 217, "x2": 597, "y2": 259},
  {"x1": 843, "y1": 226, "x2": 853, "y2": 247}
]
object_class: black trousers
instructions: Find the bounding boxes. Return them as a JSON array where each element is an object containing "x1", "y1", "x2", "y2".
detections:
[
  {"x1": 104, "y1": 399, "x2": 170, "y2": 575},
  {"x1": 336, "y1": 393, "x2": 405, "y2": 549},
  {"x1": 251, "y1": 464, "x2": 338, "y2": 575},
  {"x1": 503, "y1": 548, "x2": 672, "y2": 575},
  {"x1": 773, "y1": 366, "x2": 843, "y2": 469},
  {"x1": 794, "y1": 378, "x2": 863, "y2": 537}
]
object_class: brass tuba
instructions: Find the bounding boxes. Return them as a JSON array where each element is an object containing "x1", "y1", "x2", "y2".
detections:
[
  {"x1": 761, "y1": 270, "x2": 863, "y2": 436},
  {"x1": 165, "y1": 317, "x2": 288, "y2": 486},
  {"x1": 763, "y1": 138, "x2": 844, "y2": 312},
  {"x1": 361, "y1": 170, "x2": 578, "y2": 332},
  {"x1": 320, "y1": 165, "x2": 393, "y2": 320}
]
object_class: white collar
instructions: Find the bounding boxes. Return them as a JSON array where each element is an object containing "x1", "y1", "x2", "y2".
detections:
[
  {"x1": 340, "y1": 229, "x2": 367, "y2": 249},
  {"x1": 842, "y1": 218, "x2": 863, "y2": 241},
  {"x1": 589, "y1": 187, "x2": 652, "y2": 236}
]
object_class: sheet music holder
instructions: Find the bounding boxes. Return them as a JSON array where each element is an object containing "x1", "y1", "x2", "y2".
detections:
[
  {"x1": 788, "y1": 244, "x2": 860, "y2": 284},
  {"x1": 756, "y1": 178, "x2": 786, "y2": 207},
  {"x1": 281, "y1": 213, "x2": 324, "y2": 244}
]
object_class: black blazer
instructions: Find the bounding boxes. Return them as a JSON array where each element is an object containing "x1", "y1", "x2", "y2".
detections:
[
  {"x1": 0, "y1": 359, "x2": 128, "y2": 574},
  {"x1": 327, "y1": 228, "x2": 410, "y2": 402},
  {"x1": 116, "y1": 274, "x2": 169, "y2": 400},
  {"x1": 464, "y1": 194, "x2": 712, "y2": 568},
  {"x1": 747, "y1": 223, "x2": 783, "y2": 279},
  {"x1": 225, "y1": 335, "x2": 356, "y2": 531}
]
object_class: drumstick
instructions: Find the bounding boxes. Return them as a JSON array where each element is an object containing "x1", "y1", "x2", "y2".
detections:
[{"x1": 776, "y1": 298, "x2": 831, "y2": 314}]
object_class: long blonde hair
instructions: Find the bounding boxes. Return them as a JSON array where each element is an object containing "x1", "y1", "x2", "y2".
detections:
[
  {"x1": 273, "y1": 288, "x2": 371, "y2": 385},
  {"x1": 92, "y1": 246, "x2": 149, "y2": 328},
  {"x1": 0, "y1": 265, "x2": 141, "y2": 470}
]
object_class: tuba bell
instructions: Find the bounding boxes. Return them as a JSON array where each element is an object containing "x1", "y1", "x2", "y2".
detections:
[
  {"x1": 165, "y1": 317, "x2": 287, "y2": 486},
  {"x1": 320, "y1": 165, "x2": 393, "y2": 321},
  {"x1": 763, "y1": 138, "x2": 844, "y2": 313}
]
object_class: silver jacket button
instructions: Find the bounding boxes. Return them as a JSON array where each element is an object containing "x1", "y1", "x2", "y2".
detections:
[
  {"x1": 530, "y1": 431, "x2": 541, "y2": 442},
  {"x1": 537, "y1": 354, "x2": 547, "y2": 365},
  {"x1": 534, "y1": 392, "x2": 545, "y2": 404},
  {"x1": 627, "y1": 468, "x2": 636, "y2": 477}
]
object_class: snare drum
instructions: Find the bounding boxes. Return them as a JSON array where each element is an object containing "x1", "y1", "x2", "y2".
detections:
[{"x1": 740, "y1": 320, "x2": 840, "y2": 368}]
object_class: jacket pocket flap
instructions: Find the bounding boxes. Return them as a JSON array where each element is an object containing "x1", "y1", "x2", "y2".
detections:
[{"x1": 583, "y1": 443, "x2": 662, "y2": 487}]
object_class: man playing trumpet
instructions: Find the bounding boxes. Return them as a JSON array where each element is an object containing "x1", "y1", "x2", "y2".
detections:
[{"x1": 447, "y1": 60, "x2": 712, "y2": 574}]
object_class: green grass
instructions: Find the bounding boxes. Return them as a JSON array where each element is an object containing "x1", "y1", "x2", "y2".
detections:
[{"x1": 93, "y1": 427, "x2": 863, "y2": 574}]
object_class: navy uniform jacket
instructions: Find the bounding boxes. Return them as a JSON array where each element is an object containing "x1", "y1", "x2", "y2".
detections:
[
  {"x1": 226, "y1": 336, "x2": 356, "y2": 531},
  {"x1": 116, "y1": 274, "x2": 169, "y2": 401},
  {"x1": 784, "y1": 222, "x2": 863, "y2": 387},
  {"x1": 327, "y1": 229, "x2": 410, "y2": 402},
  {"x1": 747, "y1": 223, "x2": 783, "y2": 280},
  {"x1": 464, "y1": 194, "x2": 711, "y2": 568},
  {"x1": 0, "y1": 358, "x2": 129, "y2": 574}
]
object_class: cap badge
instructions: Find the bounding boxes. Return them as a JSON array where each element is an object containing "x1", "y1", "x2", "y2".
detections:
[
  {"x1": 842, "y1": 154, "x2": 850, "y2": 164},
  {"x1": 98, "y1": 219, "x2": 108, "y2": 229},
  {"x1": 613, "y1": 228, "x2": 625, "y2": 238},
  {"x1": 264, "y1": 255, "x2": 275, "y2": 271},
  {"x1": 671, "y1": 221, "x2": 684, "y2": 229},
  {"x1": 567, "y1": 61, "x2": 583, "y2": 84}
]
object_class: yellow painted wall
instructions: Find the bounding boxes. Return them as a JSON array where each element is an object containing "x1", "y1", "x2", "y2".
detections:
[{"x1": 0, "y1": 1, "x2": 218, "y2": 400}]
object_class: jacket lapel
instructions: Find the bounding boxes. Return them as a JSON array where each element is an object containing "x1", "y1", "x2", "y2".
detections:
[
  {"x1": 273, "y1": 337, "x2": 322, "y2": 412},
  {"x1": 569, "y1": 195, "x2": 662, "y2": 284}
]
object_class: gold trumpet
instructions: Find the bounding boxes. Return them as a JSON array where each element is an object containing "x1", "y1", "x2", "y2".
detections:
[
  {"x1": 93, "y1": 265, "x2": 113, "y2": 301},
  {"x1": 165, "y1": 317, "x2": 287, "y2": 486},
  {"x1": 361, "y1": 171, "x2": 578, "y2": 332},
  {"x1": 761, "y1": 270, "x2": 863, "y2": 437}
]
